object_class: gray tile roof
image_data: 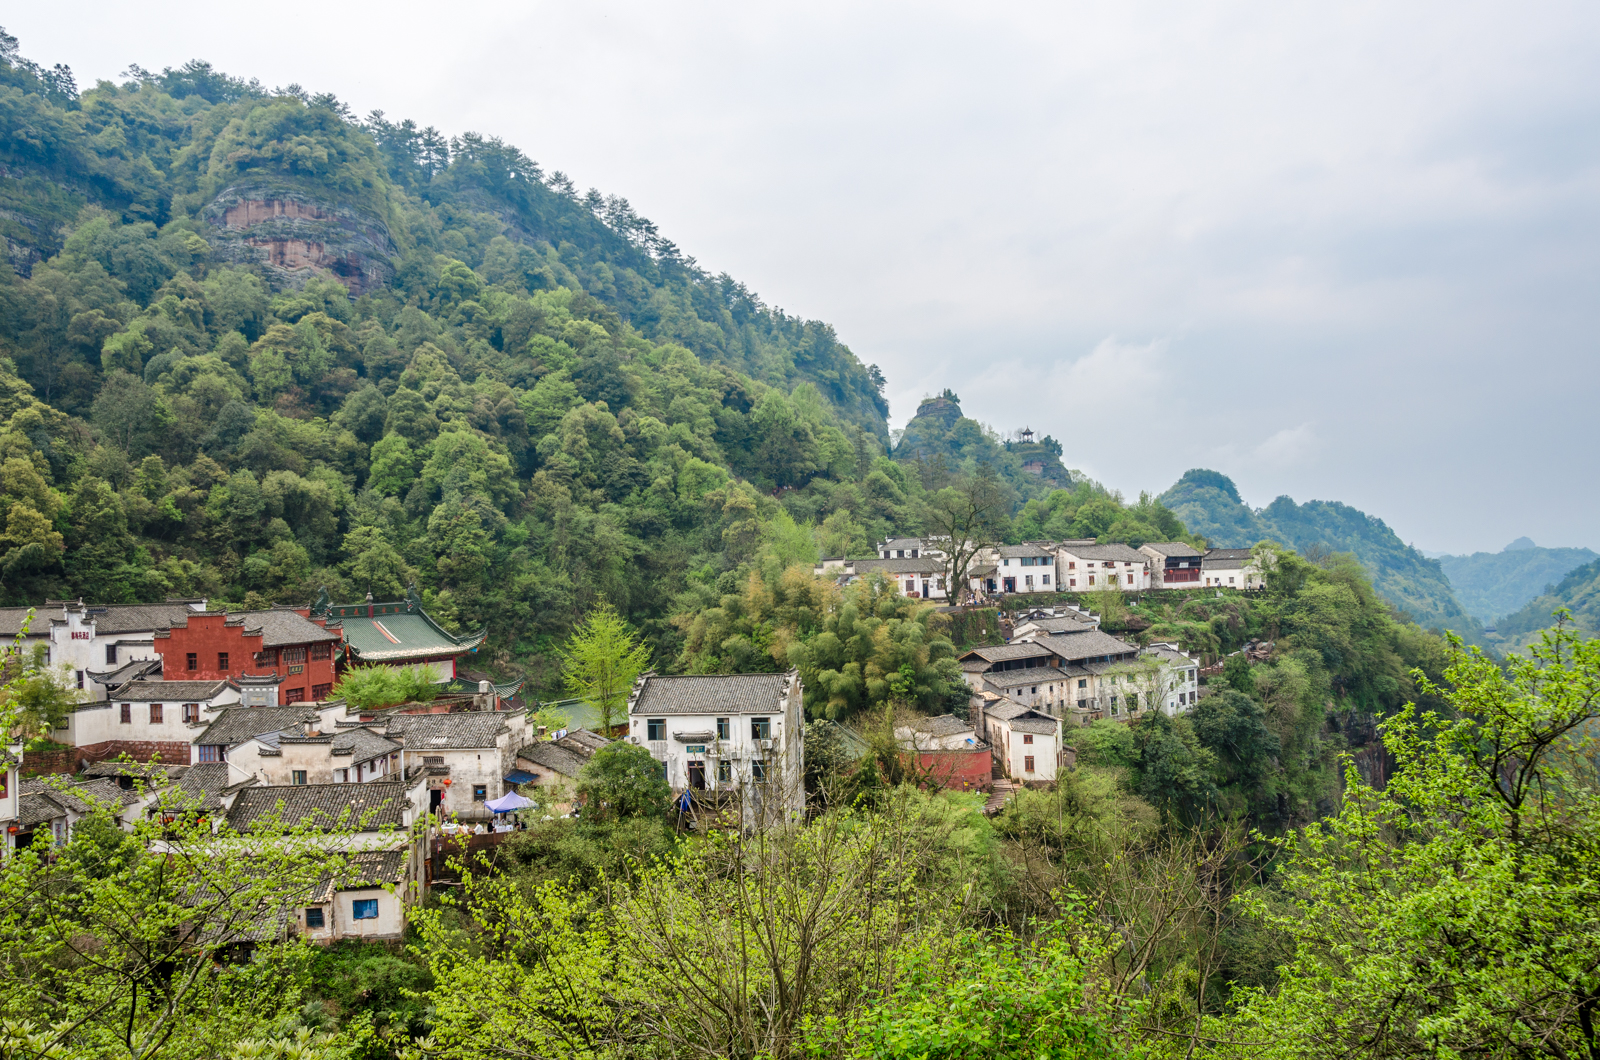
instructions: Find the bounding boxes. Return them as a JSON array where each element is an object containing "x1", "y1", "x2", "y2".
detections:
[
  {"x1": 904, "y1": 714, "x2": 975, "y2": 737},
  {"x1": 556, "y1": 729, "x2": 610, "y2": 754},
  {"x1": 379, "y1": 711, "x2": 514, "y2": 749},
  {"x1": 226, "y1": 609, "x2": 343, "y2": 647},
  {"x1": 1009, "y1": 715, "x2": 1059, "y2": 735},
  {"x1": 982, "y1": 667, "x2": 1071, "y2": 690},
  {"x1": 86, "y1": 658, "x2": 163, "y2": 685},
  {"x1": 1142, "y1": 645, "x2": 1195, "y2": 665},
  {"x1": 983, "y1": 700, "x2": 1031, "y2": 720},
  {"x1": 311, "y1": 847, "x2": 408, "y2": 901},
  {"x1": 997, "y1": 544, "x2": 1053, "y2": 559},
  {"x1": 81, "y1": 760, "x2": 186, "y2": 781},
  {"x1": 849, "y1": 557, "x2": 944, "y2": 575},
  {"x1": 79, "y1": 603, "x2": 207, "y2": 635},
  {"x1": 18, "y1": 791, "x2": 66, "y2": 828},
  {"x1": 1203, "y1": 558, "x2": 1247, "y2": 570},
  {"x1": 516, "y1": 741, "x2": 589, "y2": 778},
  {"x1": 225, "y1": 782, "x2": 407, "y2": 833},
  {"x1": 196, "y1": 707, "x2": 319, "y2": 748},
  {"x1": 961, "y1": 642, "x2": 1059, "y2": 664},
  {"x1": 630, "y1": 673, "x2": 793, "y2": 717},
  {"x1": 331, "y1": 727, "x2": 401, "y2": 762},
  {"x1": 0, "y1": 608, "x2": 43, "y2": 637},
  {"x1": 110, "y1": 680, "x2": 232, "y2": 702},
  {"x1": 1051, "y1": 631, "x2": 1140, "y2": 662},
  {"x1": 880, "y1": 537, "x2": 923, "y2": 550},
  {"x1": 1141, "y1": 542, "x2": 1202, "y2": 558},
  {"x1": 1204, "y1": 548, "x2": 1254, "y2": 561},
  {"x1": 172, "y1": 762, "x2": 234, "y2": 810},
  {"x1": 1016, "y1": 616, "x2": 1099, "y2": 634},
  {"x1": 1056, "y1": 544, "x2": 1149, "y2": 563}
]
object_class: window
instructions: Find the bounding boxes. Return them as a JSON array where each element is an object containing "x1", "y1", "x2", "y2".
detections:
[
  {"x1": 305, "y1": 907, "x2": 325, "y2": 929},
  {"x1": 751, "y1": 717, "x2": 771, "y2": 740},
  {"x1": 119, "y1": 704, "x2": 130, "y2": 724},
  {"x1": 1126, "y1": 574, "x2": 1133, "y2": 585},
  {"x1": 715, "y1": 717, "x2": 729, "y2": 740},
  {"x1": 184, "y1": 701, "x2": 201, "y2": 721},
  {"x1": 472, "y1": 785, "x2": 487, "y2": 801},
  {"x1": 352, "y1": 899, "x2": 378, "y2": 920},
  {"x1": 218, "y1": 652, "x2": 230, "y2": 672},
  {"x1": 284, "y1": 687, "x2": 306, "y2": 704},
  {"x1": 1069, "y1": 579, "x2": 1076, "y2": 587},
  {"x1": 185, "y1": 653, "x2": 197, "y2": 671},
  {"x1": 752, "y1": 759, "x2": 768, "y2": 783},
  {"x1": 1042, "y1": 574, "x2": 1051, "y2": 585},
  {"x1": 291, "y1": 771, "x2": 307, "y2": 785},
  {"x1": 1024, "y1": 755, "x2": 1035, "y2": 773},
  {"x1": 1067, "y1": 561, "x2": 1076, "y2": 569},
  {"x1": 149, "y1": 704, "x2": 163, "y2": 724},
  {"x1": 254, "y1": 650, "x2": 276, "y2": 668},
  {"x1": 106, "y1": 645, "x2": 117, "y2": 665},
  {"x1": 198, "y1": 745, "x2": 220, "y2": 763},
  {"x1": 334, "y1": 769, "x2": 348, "y2": 783},
  {"x1": 647, "y1": 718, "x2": 666, "y2": 741},
  {"x1": 1024, "y1": 575, "x2": 1033, "y2": 588},
  {"x1": 717, "y1": 761, "x2": 731, "y2": 782},
  {"x1": 1078, "y1": 679, "x2": 1087, "y2": 689},
  {"x1": 1023, "y1": 733, "x2": 1034, "y2": 745},
  {"x1": 1088, "y1": 575, "x2": 1095, "y2": 586},
  {"x1": 281, "y1": 646, "x2": 308, "y2": 666},
  {"x1": 312, "y1": 683, "x2": 331, "y2": 701},
  {"x1": 311, "y1": 643, "x2": 332, "y2": 660},
  {"x1": 75, "y1": 670, "x2": 83, "y2": 689}
]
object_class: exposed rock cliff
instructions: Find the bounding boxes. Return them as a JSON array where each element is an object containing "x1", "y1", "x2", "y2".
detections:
[{"x1": 202, "y1": 184, "x2": 394, "y2": 294}]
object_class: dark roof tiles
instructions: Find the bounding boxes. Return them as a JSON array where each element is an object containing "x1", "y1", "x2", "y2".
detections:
[
  {"x1": 225, "y1": 782, "x2": 407, "y2": 833},
  {"x1": 630, "y1": 673, "x2": 794, "y2": 716}
]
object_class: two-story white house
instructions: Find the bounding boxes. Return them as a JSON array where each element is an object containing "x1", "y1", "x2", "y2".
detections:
[
  {"x1": 1201, "y1": 548, "x2": 1266, "y2": 589},
  {"x1": 0, "y1": 600, "x2": 211, "y2": 700},
  {"x1": 975, "y1": 699, "x2": 1063, "y2": 782},
  {"x1": 1054, "y1": 544, "x2": 1151, "y2": 592},
  {"x1": 627, "y1": 671, "x2": 805, "y2": 824},
  {"x1": 364, "y1": 710, "x2": 534, "y2": 823},
  {"x1": 986, "y1": 543, "x2": 1057, "y2": 594},
  {"x1": 62, "y1": 678, "x2": 243, "y2": 768}
]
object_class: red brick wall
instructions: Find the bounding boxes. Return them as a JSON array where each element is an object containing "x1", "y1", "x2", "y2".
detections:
[
  {"x1": 20, "y1": 747, "x2": 75, "y2": 776},
  {"x1": 156, "y1": 611, "x2": 337, "y2": 704},
  {"x1": 916, "y1": 747, "x2": 993, "y2": 792},
  {"x1": 74, "y1": 740, "x2": 192, "y2": 769}
]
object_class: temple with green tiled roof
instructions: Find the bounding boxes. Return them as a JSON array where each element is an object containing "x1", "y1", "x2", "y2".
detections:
[{"x1": 310, "y1": 587, "x2": 487, "y2": 681}]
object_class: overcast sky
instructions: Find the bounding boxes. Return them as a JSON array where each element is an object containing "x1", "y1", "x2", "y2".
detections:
[{"x1": 12, "y1": 1, "x2": 1600, "y2": 554}]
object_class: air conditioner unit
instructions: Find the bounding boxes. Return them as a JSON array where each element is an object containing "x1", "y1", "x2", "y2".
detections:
[
  {"x1": 758, "y1": 738, "x2": 774, "y2": 751},
  {"x1": 629, "y1": 736, "x2": 639, "y2": 744}
]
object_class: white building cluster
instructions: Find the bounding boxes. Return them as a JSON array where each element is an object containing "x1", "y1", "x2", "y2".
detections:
[{"x1": 817, "y1": 537, "x2": 1266, "y2": 601}]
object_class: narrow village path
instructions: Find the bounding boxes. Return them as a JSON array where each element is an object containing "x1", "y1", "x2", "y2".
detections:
[{"x1": 983, "y1": 779, "x2": 1017, "y2": 816}]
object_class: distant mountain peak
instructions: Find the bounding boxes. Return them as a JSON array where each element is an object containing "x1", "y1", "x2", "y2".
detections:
[
  {"x1": 1173, "y1": 468, "x2": 1242, "y2": 506},
  {"x1": 1503, "y1": 536, "x2": 1537, "y2": 552}
]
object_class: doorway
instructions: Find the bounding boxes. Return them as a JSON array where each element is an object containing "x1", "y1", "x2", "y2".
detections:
[
  {"x1": 1003, "y1": 578, "x2": 1016, "y2": 593},
  {"x1": 688, "y1": 761, "x2": 706, "y2": 790}
]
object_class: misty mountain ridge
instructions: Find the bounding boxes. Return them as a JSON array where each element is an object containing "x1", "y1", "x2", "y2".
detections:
[
  {"x1": 1434, "y1": 539, "x2": 1598, "y2": 628},
  {"x1": 1158, "y1": 469, "x2": 1481, "y2": 640}
]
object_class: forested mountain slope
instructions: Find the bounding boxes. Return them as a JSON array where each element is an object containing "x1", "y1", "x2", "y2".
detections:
[
  {"x1": 1160, "y1": 469, "x2": 1481, "y2": 640},
  {"x1": 0, "y1": 37, "x2": 1192, "y2": 697},
  {"x1": 1487, "y1": 557, "x2": 1600, "y2": 649},
  {"x1": 1436, "y1": 541, "x2": 1597, "y2": 624}
]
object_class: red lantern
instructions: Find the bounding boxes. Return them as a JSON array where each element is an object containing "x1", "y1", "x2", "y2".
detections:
[{"x1": 442, "y1": 778, "x2": 452, "y2": 786}]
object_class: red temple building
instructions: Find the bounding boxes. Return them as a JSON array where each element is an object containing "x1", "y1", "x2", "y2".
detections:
[{"x1": 154, "y1": 608, "x2": 345, "y2": 705}]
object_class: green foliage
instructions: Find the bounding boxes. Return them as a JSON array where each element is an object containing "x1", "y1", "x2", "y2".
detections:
[
  {"x1": 575, "y1": 741, "x2": 671, "y2": 822},
  {"x1": 1215, "y1": 620, "x2": 1600, "y2": 1058},
  {"x1": 559, "y1": 601, "x2": 652, "y2": 732},
  {"x1": 0, "y1": 639, "x2": 81, "y2": 738},
  {"x1": 328, "y1": 663, "x2": 440, "y2": 709}
]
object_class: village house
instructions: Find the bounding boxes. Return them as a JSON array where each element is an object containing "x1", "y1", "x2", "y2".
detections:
[
  {"x1": 221, "y1": 779, "x2": 429, "y2": 944},
  {"x1": 226, "y1": 717, "x2": 404, "y2": 788},
  {"x1": 974, "y1": 698, "x2": 1064, "y2": 782},
  {"x1": 1138, "y1": 543, "x2": 1204, "y2": 589},
  {"x1": 191, "y1": 703, "x2": 355, "y2": 765},
  {"x1": 1142, "y1": 643, "x2": 1201, "y2": 714},
  {"x1": 61, "y1": 678, "x2": 243, "y2": 768},
  {"x1": 361, "y1": 710, "x2": 533, "y2": 823},
  {"x1": 1053, "y1": 544, "x2": 1151, "y2": 592},
  {"x1": 959, "y1": 641, "x2": 1075, "y2": 714},
  {"x1": 512, "y1": 729, "x2": 610, "y2": 813},
  {"x1": 1201, "y1": 548, "x2": 1266, "y2": 589},
  {"x1": 154, "y1": 608, "x2": 344, "y2": 706},
  {"x1": 0, "y1": 600, "x2": 209, "y2": 700},
  {"x1": 311, "y1": 588, "x2": 487, "y2": 682},
  {"x1": 892, "y1": 715, "x2": 992, "y2": 790},
  {"x1": 628, "y1": 671, "x2": 806, "y2": 823},
  {"x1": 985, "y1": 543, "x2": 1058, "y2": 594},
  {"x1": 1011, "y1": 607, "x2": 1101, "y2": 640}
]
